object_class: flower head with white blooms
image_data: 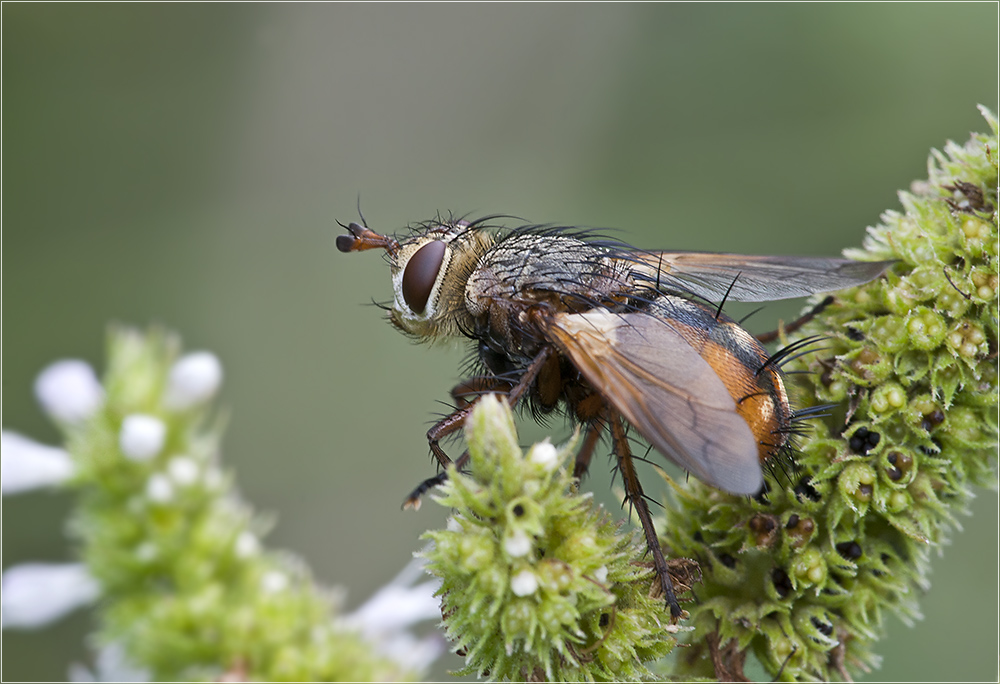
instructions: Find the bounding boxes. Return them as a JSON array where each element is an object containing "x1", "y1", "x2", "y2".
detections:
[{"x1": 3, "y1": 327, "x2": 443, "y2": 682}]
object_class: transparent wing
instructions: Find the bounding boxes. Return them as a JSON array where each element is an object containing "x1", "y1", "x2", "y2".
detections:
[
  {"x1": 547, "y1": 310, "x2": 763, "y2": 494},
  {"x1": 626, "y1": 252, "x2": 894, "y2": 302}
]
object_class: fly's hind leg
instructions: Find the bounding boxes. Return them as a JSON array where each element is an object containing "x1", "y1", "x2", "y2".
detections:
[
  {"x1": 610, "y1": 410, "x2": 684, "y2": 619},
  {"x1": 403, "y1": 347, "x2": 553, "y2": 509},
  {"x1": 573, "y1": 417, "x2": 606, "y2": 480}
]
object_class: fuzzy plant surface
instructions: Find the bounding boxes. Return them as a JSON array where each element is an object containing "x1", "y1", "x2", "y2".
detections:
[
  {"x1": 659, "y1": 107, "x2": 999, "y2": 681},
  {"x1": 422, "y1": 394, "x2": 687, "y2": 682},
  {"x1": 3, "y1": 328, "x2": 437, "y2": 682},
  {"x1": 424, "y1": 108, "x2": 998, "y2": 682}
]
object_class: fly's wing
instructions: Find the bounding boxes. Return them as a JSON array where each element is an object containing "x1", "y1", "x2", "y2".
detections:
[
  {"x1": 627, "y1": 252, "x2": 894, "y2": 303},
  {"x1": 547, "y1": 310, "x2": 763, "y2": 495}
]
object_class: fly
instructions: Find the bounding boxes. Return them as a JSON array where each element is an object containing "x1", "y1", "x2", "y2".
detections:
[{"x1": 337, "y1": 215, "x2": 893, "y2": 618}]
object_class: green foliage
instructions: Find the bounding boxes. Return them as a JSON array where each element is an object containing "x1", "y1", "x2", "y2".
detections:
[
  {"x1": 65, "y1": 328, "x2": 408, "y2": 682},
  {"x1": 661, "y1": 107, "x2": 998, "y2": 681},
  {"x1": 422, "y1": 395, "x2": 682, "y2": 682}
]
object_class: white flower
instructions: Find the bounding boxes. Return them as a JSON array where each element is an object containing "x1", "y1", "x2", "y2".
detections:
[
  {"x1": 163, "y1": 352, "x2": 222, "y2": 410},
  {"x1": 34, "y1": 360, "x2": 103, "y2": 424},
  {"x1": 68, "y1": 641, "x2": 150, "y2": 682},
  {"x1": 234, "y1": 532, "x2": 260, "y2": 558},
  {"x1": 1, "y1": 431, "x2": 74, "y2": 495},
  {"x1": 1, "y1": 562, "x2": 99, "y2": 629},
  {"x1": 119, "y1": 415, "x2": 166, "y2": 462},
  {"x1": 261, "y1": 571, "x2": 289, "y2": 594},
  {"x1": 504, "y1": 529, "x2": 532, "y2": 558},
  {"x1": 134, "y1": 543, "x2": 157, "y2": 563},
  {"x1": 144, "y1": 474, "x2": 174, "y2": 503},
  {"x1": 166, "y1": 456, "x2": 199, "y2": 486},
  {"x1": 528, "y1": 440, "x2": 559, "y2": 470},
  {"x1": 342, "y1": 557, "x2": 445, "y2": 675},
  {"x1": 370, "y1": 631, "x2": 445, "y2": 675},
  {"x1": 510, "y1": 569, "x2": 538, "y2": 597},
  {"x1": 344, "y1": 558, "x2": 442, "y2": 635}
]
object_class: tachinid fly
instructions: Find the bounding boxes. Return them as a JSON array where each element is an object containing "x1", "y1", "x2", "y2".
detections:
[{"x1": 337, "y1": 215, "x2": 892, "y2": 617}]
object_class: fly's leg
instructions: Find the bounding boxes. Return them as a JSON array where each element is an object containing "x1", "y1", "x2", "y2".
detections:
[
  {"x1": 399, "y1": 377, "x2": 513, "y2": 509},
  {"x1": 610, "y1": 410, "x2": 683, "y2": 619},
  {"x1": 402, "y1": 403, "x2": 478, "y2": 510},
  {"x1": 573, "y1": 419, "x2": 606, "y2": 480},
  {"x1": 403, "y1": 347, "x2": 553, "y2": 509},
  {"x1": 450, "y1": 376, "x2": 515, "y2": 408}
]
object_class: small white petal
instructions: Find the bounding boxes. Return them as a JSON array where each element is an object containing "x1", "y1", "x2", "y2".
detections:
[
  {"x1": 344, "y1": 558, "x2": 441, "y2": 637},
  {"x1": 1, "y1": 431, "x2": 74, "y2": 494},
  {"x1": 528, "y1": 440, "x2": 558, "y2": 470},
  {"x1": 234, "y1": 532, "x2": 260, "y2": 558},
  {"x1": 144, "y1": 474, "x2": 174, "y2": 503},
  {"x1": 375, "y1": 632, "x2": 446, "y2": 675},
  {"x1": 34, "y1": 360, "x2": 103, "y2": 424},
  {"x1": 510, "y1": 569, "x2": 538, "y2": 597},
  {"x1": 119, "y1": 415, "x2": 166, "y2": 462},
  {"x1": 135, "y1": 543, "x2": 157, "y2": 563},
  {"x1": 504, "y1": 529, "x2": 532, "y2": 558},
  {"x1": 163, "y1": 352, "x2": 222, "y2": 410},
  {"x1": 261, "y1": 571, "x2": 288, "y2": 594},
  {"x1": 2, "y1": 563, "x2": 99, "y2": 629},
  {"x1": 346, "y1": 581, "x2": 442, "y2": 636},
  {"x1": 340, "y1": 558, "x2": 444, "y2": 673},
  {"x1": 593, "y1": 565, "x2": 608, "y2": 584},
  {"x1": 166, "y1": 456, "x2": 199, "y2": 486}
]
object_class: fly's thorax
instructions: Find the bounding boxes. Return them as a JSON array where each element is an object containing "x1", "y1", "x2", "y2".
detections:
[
  {"x1": 388, "y1": 223, "x2": 494, "y2": 340},
  {"x1": 464, "y1": 234, "x2": 625, "y2": 316},
  {"x1": 650, "y1": 295, "x2": 793, "y2": 463}
]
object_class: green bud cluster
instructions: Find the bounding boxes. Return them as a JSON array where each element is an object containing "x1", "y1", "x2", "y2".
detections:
[
  {"x1": 65, "y1": 328, "x2": 406, "y2": 682},
  {"x1": 422, "y1": 395, "x2": 681, "y2": 682},
  {"x1": 662, "y1": 107, "x2": 998, "y2": 680}
]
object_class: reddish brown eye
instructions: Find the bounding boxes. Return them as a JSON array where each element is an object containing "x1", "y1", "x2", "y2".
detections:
[{"x1": 402, "y1": 240, "x2": 446, "y2": 314}]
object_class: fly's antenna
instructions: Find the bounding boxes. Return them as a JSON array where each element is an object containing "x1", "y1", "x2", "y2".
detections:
[{"x1": 336, "y1": 220, "x2": 400, "y2": 256}]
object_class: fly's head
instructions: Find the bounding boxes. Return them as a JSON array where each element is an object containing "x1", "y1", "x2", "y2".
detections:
[{"x1": 337, "y1": 218, "x2": 494, "y2": 341}]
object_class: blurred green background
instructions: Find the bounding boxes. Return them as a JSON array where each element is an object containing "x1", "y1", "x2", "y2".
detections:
[{"x1": 3, "y1": 4, "x2": 997, "y2": 681}]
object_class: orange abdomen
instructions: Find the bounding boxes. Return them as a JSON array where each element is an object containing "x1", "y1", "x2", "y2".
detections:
[{"x1": 663, "y1": 298, "x2": 792, "y2": 464}]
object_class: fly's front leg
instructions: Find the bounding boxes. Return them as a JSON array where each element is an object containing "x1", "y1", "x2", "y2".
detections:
[
  {"x1": 402, "y1": 406, "x2": 476, "y2": 511},
  {"x1": 610, "y1": 410, "x2": 684, "y2": 619},
  {"x1": 403, "y1": 347, "x2": 553, "y2": 509},
  {"x1": 450, "y1": 376, "x2": 514, "y2": 409}
]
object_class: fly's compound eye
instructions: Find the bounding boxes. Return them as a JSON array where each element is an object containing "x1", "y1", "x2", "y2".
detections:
[{"x1": 402, "y1": 240, "x2": 447, "y2": 314}]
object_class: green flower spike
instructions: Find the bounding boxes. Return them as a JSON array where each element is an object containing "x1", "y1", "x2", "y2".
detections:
[
  {"x1": 422, "y1": 394, "x2": 684, "y2": 682},
  {"x1": 46, "y1": 327, "x2": 423, "y2": 682},
  {"x1": 662, "y1": 107, "x2": 998, "y2": 681}
]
